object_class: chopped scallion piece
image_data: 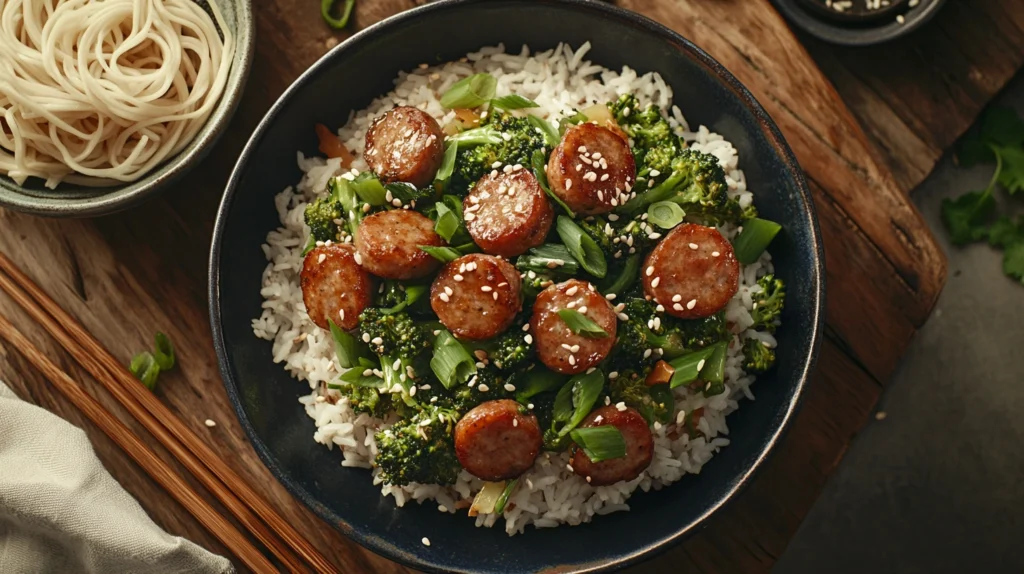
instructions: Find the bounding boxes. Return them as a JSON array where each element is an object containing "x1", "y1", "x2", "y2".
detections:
[
  {"x1": 647, "y1": 201, "x2": 686, "y2": 229},
  {"x1": 446, "y1": 126, "x2": 503, "y2": 146},
  {"x1": 351, "y1": 172, "x2": 387, "y2": 205},
  {"x1": 557, "y1": 309, "x2": 609, "y2": 338},
  {"x1": 515, "y1": 244, "x2": 580, "y2": 276},
  {"x1": 440, "y1": 73, "x2": 497, "y2": 109},
  {"x1": 597, "y1": 253, "x2": 640, "y2": 295},
  {"x1": 419, "y1": 245, "x2": 463, "y2": 263},
  {"x1": 531, "y1": 150, "x2": 576, "y2": 217},
  {"x1": 430, "y1": 330, "x2": 476, "y2": 389},
  {"x1": 701, "y1": 343, "x2": 728, "y2": 397},
  {"x1": 491, "y1": 94, "x2": 539, "y2": 110},
  {"x1": 336, "y1": 357, "x2": 384, "y2": 387},
  {"x1": 557, "y1": 370, "x2": 605, "y2": 437},
  {"x1": 514, "y1": 368, "x2": 568, "y2": 402},
  {"x1": 570, "y1": 426, "x2": 626, "y2": 462},
  {"x1": 320, "y1": 0, "x2": 355, "y2": 29},
  {"x1": 380, "y1": 285, "x2": 427, "y2": 315},
  {"x1": 667, "y1": 344, "x2": 721, "y2": 389},
  {"x1": 558, "y1": 111, "x2": 588, "y2": 136},
  {"x1": 328, "y1": 319, "x2": 370, "y2": 369},
  {"x1": 302, "y1": 233, "x2": 317, "y2": 256},
  {"x1": 435, "y1": 141, "x2": 458, "y2": 186},
  {"x1": 556, "y1": 215, "x2": 607, "y2": 278},
  {"x1": 153, "y1": 332, "x2": 175, "y2": 370},
  {"x1": 493, "y1": 478, "x2": 519, "y2": 514},
  {"x1": 433, "y1": 202, "x2": 460, "y2": 242},
  {"x1": 732, "y1": 218, "x2": 782, "y2": 264},
  {"x1": 129, "y1": 352, "x2": 160, "y2": 391}
]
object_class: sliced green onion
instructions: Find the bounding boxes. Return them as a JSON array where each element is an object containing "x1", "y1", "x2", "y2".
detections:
[
  {"x1": 647, "y1": 384, "x2": 676, "y2": 424},
  {"x1": 491, "y1": 94, "x2": 539, "y2": 110},
  {"x1": 618, "y1": 169, "x2": 686, "y2": 215},
  {"x1": 129, "y1": 352, "x2": 160, "y2": 391},
  {"x1": 302, "y1": 233, "x2": 317, "y2": 256},
  {"x1": 558, "y1": 111, "x2": 588, "y2": 135},
  {"x1": 647, "y1": 201, "x2": 686, "y2": 230},
  {"x1": 153, "y1": 332, "x2": 175, "y2": 370},
  {"x1": 420, "y1": 245, "x2": 463, "y2": 263},
  {"x1": 320, "y1": 0, "x2": 355, "y2": 29},
  {"x1": 336, "y1": 358, "x2": 384, "y2": 387},
  {"x1": 328, "y1": 176, "x2": 359, "y2": 212},
  {"x1": 570, "y1": 426, "x2": 626, "y2": 462},
  {"x1": 435, "y1": 141, "x2": 458, "y2": 186},
  {"x1": 531, "y1": 149, "x2": 576, "y2": 217},
  {"x1": 552, "y1": 378, "x2": 575, "y2": 424},
  {"x1": 557, "y1": 309, "x2": 609, "y2": 338},
  {"x1": 352, "y1": 172, "x2": 387, "y2": 205},
  {"x1": 440, "y1": 73, "x2": 497, "y2": 109},
  {"x1": 732, "y1": 218, "x2": 782, "y2": 264},
  {"x1": 446, "y1": 127, "x2": 503, "y2": 146},
  {"x1": 668, "y1": 344, "x2": 720, "y2": 389},
  {"x1": 514, "y1": 368, "x2": 568, "y2": 402},
  {"x1": 515, "y1": 244, "x2": 580, "y2": 276},
  {"x1": 430, "y1": 330, "x2": 476, "y2": 389},
  {"x1": 527, "y1": 115, "x2": 560, "y2": 148},
  {"x1": 328, "y1": 319, "x2": 370, "y2": 369},
  {"x1": 558, "y1": 370, "x2": 605, "y2": 437},
  {"x1": 597, "y1": 253, "x2": 641, "y2": 295},
  {"x1": 384, "y1": 182, "x2": 423, "y2": 203},
  {"x1": 493, "y1": 478, "x2": 519, "y2": 514},
  {"x1": 433, "y1": 203, "x2": 460, "y2": 242},
  {"x1": 380, "y1": 285, "x2": 427, "y2": 315},
  {"x1": 380, "y1": 354, "x2": 410, "y2": 393},
  {"x1": 556, "y1": 215, "x2": 607, "y2": 278},
  {"x1": 700, "y1": 343, "x2": 728, "y2": 397}
]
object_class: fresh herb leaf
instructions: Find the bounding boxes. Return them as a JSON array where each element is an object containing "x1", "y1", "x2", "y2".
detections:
[
  {"x1": 527, "y1": 115, "x2": 560, "y2": 148},
  {"x1": 491, "y1": 94, "x2": 539, "y2": 110},
  {"x1": 941, "y1": 190, "x2": 997, "y2": 246},
  {"x1": 981, "y1": 106, "x2": 1024, "y2": 147},
  {"x1": 351, "y1": 172, "x2": 388, "y2": 205},
  {"x1": 647, "y1": 201, "x2": 686, "y2": 229},
  {"x1": 153, "y1": 332, "x2": 175, "y2": 370},
  {"x1": 996, "y1": 145, "x2": 1024, "y2": 195},
  {"x1": 557, "y1": 309, "x2": 609, "y2": 338},
  {"x1": 129, "y1": 352, "x2": 160, "y2": 391},
  {"x1": 558, "y1": 370, "x2": 604, "y2": 437},
  {"x1": 556, "y1": 215, "x2": 607, "y2": 278},
  {"x1": 668, "y1": 345, "x2": 720, "y2": 389},
  {"x1": 514, "y1": 368, "x2": 567, "y2": 402},
  {"x1": 328, "y1": 319, "x2": 370, "y2": 368},
  {"x1": 956, "y1": 136, "x2": 995, "y2": 167},
  {"x1": 336, "y1": 358, "x2": 384, "y2": 387},
  {"x1": 552, "y1": 378, "x2": 575, "y2": 423},
  {"x1": 440, "y1": 74, "x2": 497, "y2": 109},
  {"x1": 320, "y1": 0, "x2": 355, "y2": 29},
  {"x1": 570, "y1": 426, "x2": 626, "y2": 462},
  {"x1": 732, "y1": 218, "x2": 783, "y2": 265},
  {"x1": 433, "y1": 202, "x2": 460, "y2": 242},
  {"x1": 420, "y1": 245, "x2": 463, "y2": 263},
  {"x1": 1004, "y1": 241, "x2": 1024, "y2": 284},
  {"x1": 302, "y1": 233, "x2": 317, "y2": 256},
  {"x1": 430, "y1": 330, "x2": 476, "y2": 389}
]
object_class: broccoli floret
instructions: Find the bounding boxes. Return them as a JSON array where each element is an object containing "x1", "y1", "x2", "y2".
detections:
[
  {"x1": 609, "y1": 94, "x2": 672, "y2": 151},
  {"x1": 357, "y1": 308, "x2": 432, "y2": 358},
  {"x1": 612, "y1": 298, "x2": 729, "y2": 365},
  {"x1": 750, "y1": 274, "x2": 785, "y2": 332},
  {"x1": 450, "y1": 111, "x2": 546, "y2": 195},
  {"x1": 579, "y1": 215, "x2": 654, "y2": 261},
  {"x1": 743, "y1": 337, "x2": 776, "y2": 373},
  {"x1": 485, "y1": 329, "x2": 534, "y2": 371},
  {"x1": 608, "y1": 370, "x2": 673, "y2": 425},
  {"x1": 373, "y1": 405, "x2": 462, "y2": 486},
  {"x1": 304, "y1": 197, "x2": 344, "y2": 243},
  {"x1": 450, "y1": 369, "x2": 513, "y2": 413},
  {"x1": 338, "y1": 384, "x2": 392, "y2": 417}
]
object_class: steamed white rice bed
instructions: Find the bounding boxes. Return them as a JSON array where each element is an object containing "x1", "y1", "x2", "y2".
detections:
[{"x1": 252, "y1": 42, "x2": 777, "y2": 536}]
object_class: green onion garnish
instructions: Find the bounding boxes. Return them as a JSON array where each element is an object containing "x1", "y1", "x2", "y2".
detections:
[
  {"x1": 328, "y1": 176, "x2": 358, "y2": 211},
  {"x1": 153, "y1": 332, "x2": 175, "y2": 370},
  {"x1": 515, "y1": 244, "x2": 580, "y2": 276},
  {"x1": 531, "y1": 150, "x2": 575, "y2": 217},
  {"x1": 700, "y1": 343, "x2": 728, "y2": 397},
  {"x1": 647, "y1": 201, "x2": 686, "y2": 230},
  {"x1": 320, "y1": 0, "x2": 355, "y2": 29},
  {"x1": 440, "y1": 73, "x2": 497, "y2": 109},
  {"x1": 419, "y1": 245, "x2": 463, "y2": 263},
  {"x1": 380, "y1": 285, "x2": 427, "y2": 315},
  {"x1": 556, "y1": 215, "x2": 607, "y2": 278},
  {"x1": 732, "y1": 218, "x2": 782, "y2": 264},
  {"x1": 129, "y1": 352, "x2": 160, "y2": 391},
  {"x1": 514, "y1": 368, "x2": 567, "y2": 402},
  {"x1": 618, "y1": 169, "x2": 686, "y2": 215},
  {"x1": 435, "y1": 141, "x2": 458, "y2": 187},
  {"x1": 302, "y1": 233, "x2": 317, "y2": 256},
  {"x1": 430, "y1": 330, "x2": 477, "y2": 389},
  {"x1": 446, "y1": 126, "x2": 503, "y2": 146},
  {"x1": 570, "y1": 426, "x2": 626, "y2": 462},
  {"x1": 490, "y1": 94, "x2": 539, "y2": 110},
  {"x1": 558, "y1": 111, "x2": 588, "y2": 136},
  {"x1": 493, "y1": 478, "x2": 519, "y2": 514},
  {"x1": 552, "y1": 378, "x2": 575, "y2": 424},
  {"x1": 335, "y1": 357, "x2": 384, "y2": 387},
  {"x1": 558, "y1": 370, "x2": 605, "y2": 437},
  {"x1": 433, "y1": 202, "x2": 460, "y2": 242},
  {"x1": 328, "y1": 319, "x2": 370, "y2": 369},
  {"x1": 557, "y1": 309, "x2": 609, "y2": 338},
  {"x1": 527, "y1": 115, "x2": 560, "y2": 148},
  {"x1": 597, "y1": 253, "x2": 641, "y2": 295},
  {"x1": 351, "y1": 172, "x2": 387, "y2": 205},
  {"x1": 667, "y1": 343, "x2": 721, "y2": 389}
]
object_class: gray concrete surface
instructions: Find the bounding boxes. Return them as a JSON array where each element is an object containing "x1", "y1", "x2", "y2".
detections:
[{"x1": 775, "y1": 75, "x2": 1024, "y2": 573}]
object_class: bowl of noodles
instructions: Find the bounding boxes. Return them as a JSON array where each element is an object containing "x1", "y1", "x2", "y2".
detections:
[{"x1": 0, "y1": 0, "x2": 254, "y2": 217}]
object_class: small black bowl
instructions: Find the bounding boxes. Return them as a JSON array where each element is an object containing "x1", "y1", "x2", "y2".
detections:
[
  {"x1": 209, "y1": 1, "x2": 825, "y2": 571},
  {"x1": 773, "y1": 0, "x2": 947, "y2": 46}
]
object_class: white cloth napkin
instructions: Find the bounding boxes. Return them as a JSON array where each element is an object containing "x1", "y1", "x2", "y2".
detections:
[{"x1": 0, "y1": 381, "x2": 232, "y2": 574}]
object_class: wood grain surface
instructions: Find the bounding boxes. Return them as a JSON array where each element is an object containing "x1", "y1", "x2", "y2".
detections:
[{"x1": 0, "y1": 0, "x2": 1018, "y2": 572}]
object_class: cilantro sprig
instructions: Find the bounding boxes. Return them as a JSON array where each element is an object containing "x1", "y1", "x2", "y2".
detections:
[{"x1": 944, "y1": 106, "x2": 1024, "y2": 284}]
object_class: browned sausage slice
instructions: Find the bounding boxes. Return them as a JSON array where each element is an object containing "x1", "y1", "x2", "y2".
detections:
[
  {"x1": 364, "y1": 106, "x2": 444, "y2": 187},
  {"x1": 530, "y1": 279, "x2": 617, "y2": 374},
  {"x1": 545, "y1": 123, "x2": 636, "y2": 215},
  {"x1": 455, "y1": 399, "x2": 542, "y2": 481},
  {"x1": 570, "y1": 405, "x2": 653, "y2": 486},
  {"x1": 300, "y1": 243, "x2": 374, "y2": 331},
  {"x1": 464, "y1": 170, "x2": 554, "y2": 258},
  {"x1": 642, "y1": 223, "x2": 739, "y2": 319},
  {"x1": 355, "y1": 209, "x2": 444, "y2": 280},
  {"x1": 430, "y1": 254, "x2": 521, "y2": 341}
]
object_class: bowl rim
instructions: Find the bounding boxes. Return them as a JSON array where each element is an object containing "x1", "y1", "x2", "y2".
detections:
[
  {"x1": 0, "y1": 0, "x2": 257, "y2": 218},
  {"x1": 770, "y1": 0, "x2": 947, "y2": 47},
  {"x1": 209, "y1": 0, "x2": 826, "y2": 571}
]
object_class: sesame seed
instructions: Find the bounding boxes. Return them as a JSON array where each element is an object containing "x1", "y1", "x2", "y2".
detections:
[
  {"x1": 578, "y1": 306, "x2": 588, "y2": 314},
  {"x1": 649, "y1": 169, "x2": 661, "y2": 177},
  {"x1": 687, "y1": 299, "x2": 697, "y2": 310},
  {"x1": 505, "y1": 383, "x2": 516, "y2": 392},
  {"x1": 587, "y1": 367, "x2": 596, "y2": 374},
  {"x1": 339, "y1": 309, "x2": 345, "y2": 321},
  {"x1": 562, "y1": 343, "x2": 572, "y2": 350},
  {"x1": 371, "y1": 337, "x2": 384, "y2": 345},
  {"x1": 673, "y1": 303, "x2": 684, "y2": 311},
  {"x1": 491, "y1": 161, "x2": 502, "y2": 169},
  {"x1": 522, "y1": 323, "x2": 530, "y2": 331},
  {"x1": 875, "y1": 411, "x2": 888, "y2": 420},
  {"x1": 567, "y1": 463, "x2": 575, "y2": 472},
  {"x1": 896, "y1": 14, "x2": 905, "y2": 24},
  {"x1": 362, "y1": 203, "x2": 371, "y2": 213},
  {"x1": 525, "y1": 334, "x2": 533, "y2": 344},
  {"x1": 478, "y1": 384, "x2": 490, "y2": 392},
  {"x1": 570, "y1": 344, "x2": 580, "y2": 353},
  {"x1": 481, "y1": 285, "x2": 492, "y2": 292},
  {"x1": 605, "y1": 293, "x2": 616, "y2": 300},
  {"x1": 600, "y1": 173, "x2": 609, "y2": 181},
  {"x1": 586, "y1": 476, "x2": 592, "y2": 483},
  {"x1": 617, "y1": 313, "x2": 629, "y2": 321},
  {"x1": 643, "y1": 349, "x2": 652, "y2": 359},
  {"x1": 513, "y1": 418, "x2": 519, "y2": 427},
  {"x1": 605, "y1": 396, "x2": 611, "y2": 406},
  {"x1": 646, "y1": 266, "x2": 655, "y2": 277},
  {"x1": 566, "y1": 285, "x2": 579, "y2": 296},
  {"x1": 576, "y1": 164, "x2": 583, "y2": 172},
  {"x1": 568, "y1": 355, "x2": 576, "y2": 366},
  {"x1": 712, "y1": 251, "x2": 720, "y2": 257},
  {"x1": 655, "y1": 304, "x2": 665, "y2": 312},
  {"x1": 651, "y1": 277, "x2": 661, "y2": 288},
  {"x1": 205, "y1": 419, "x2": 216, "y2": 427},
  {"x1": 648, "y1": 232, "x2": 662, "y2": 240},
  {"x1": 609, "y1": 371, "x2": 619, "y2": 379},
  {"x1": 697, "y1": 359, "x2": 706, "y2": 371},
  {"x1": 439, "y1": 293, "x2": 450, "y2": 302},
  {"x1": 689, "y1": 243, "x2": 699, "y2": 250},
  {"x1": 385, "y1": 190, "x2": 394, "y2": 202},
  {"x1": 614, "y1": 303, "x2": 625, "y2": 311},
  {"x1": 409, "y1": 386, "x2": 417, "y2": 396},
  {"x1": 422, "y1": 537, "x2": 431, "y2": 546},
  {"x1": 566, "y1": 179, "x2": 573, "y2": 190},
  {"x1": 438, "y1": 505, "x2": 448, "y2": 512},
  {"x1": 615, "y1": 402, "x2": 627, "y2": 412},
  {"x1": 432, "y1": 330, "x2": 441, "y2": 336},
  {"x1": 392, "y1": 359, "x2": 401, "y2": 370},
  {"x1": 354, "y1": 252, "x2": 363, "y2": 265},
  {"x1": 444, "y1": 286, "x2": 453, "y2": 296},
  {"x1": 528, "y1": 403, "x2": 535, "y2": 410},
  {"x1": 595, "y1": 415, "x2": 604, "y2": 423},
  {"x1": 676, "y1": 410, "x2": 686, "y2": 425},
  {"x1": 464, "y1": 212, "x2": 476, "y2": 221},
  {"x1": 362, "y1": 333, "x2": 371, "y2": 343},
  {"x1": 672, "y1": 294, "x2": 682, "y2": 302},
  {"x1": 577, "y1": 146, "x2": 587, "y2": 153},
  {"x1": 454, "y1": 274, "x2": 464, "y2": 282},
  {"x1": 317, "y1": 253, "x2": 326, "y2": 264},
  {"x1": 392, "y1": 198, "x2": 402, "y2": 207}
]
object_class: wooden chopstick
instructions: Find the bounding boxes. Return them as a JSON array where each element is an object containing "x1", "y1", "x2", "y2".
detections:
[
  {"x1": 0, "y1": 313, "x2": 277, "y2": 573},
  {"x1": 0, "y1": 253, "x2": 337, "y2": 573}
]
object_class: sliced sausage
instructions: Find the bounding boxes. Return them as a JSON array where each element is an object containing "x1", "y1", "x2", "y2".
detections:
[
  {"x1": 355, "y1": 209, "x2": 444, "y2": 280},
  {"x1": 530, "y1": 279, "x2": 617, "y2": 374},
  {"x1": 364, "y1": 106, "x2": 444, "y2": 187},
  {"x1": 430, "y1": 254, "x2": 521, "y2": 341},
  {"x1": 545, "y1": 123, "x2": 636, "y2": 215},
  {"x1": 300, "y1": 243, "x2": 374, "y2": 331},
  {"x1": 464, "y1": 170, "x2": 554, "y2": 258},
  {"x1": 570, "y1": 405, "x2": 653, "y2": 486},
  {"x1": 455, "y1": 399, "x2": 542, "y2": 481},
  {"x1": 642, "y1": 223, "x2": 739, "y2": 319}
]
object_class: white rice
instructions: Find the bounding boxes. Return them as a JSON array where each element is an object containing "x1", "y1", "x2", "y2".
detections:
[{"x1": 252, "y1": 42, "x2": 776, "y2": 535}]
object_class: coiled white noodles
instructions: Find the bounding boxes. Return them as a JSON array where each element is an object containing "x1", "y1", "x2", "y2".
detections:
[{"x1": 0, "y1": 0, "x2": 233, "y2": 188}]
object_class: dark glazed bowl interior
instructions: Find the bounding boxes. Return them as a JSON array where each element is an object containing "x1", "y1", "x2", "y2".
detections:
[{"x1": 210, "y1": 1, "x2": 825, "y2": 572}]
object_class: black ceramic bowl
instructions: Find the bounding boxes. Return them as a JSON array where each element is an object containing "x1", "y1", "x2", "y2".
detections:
[{"x1": 210, "y1": 1, "x2": 825, "y2": 571}]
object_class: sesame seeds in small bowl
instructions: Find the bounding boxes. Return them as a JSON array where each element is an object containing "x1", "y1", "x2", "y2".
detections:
[{"x1": 772, "y1": 0, "x2": 947, "y2": 46}]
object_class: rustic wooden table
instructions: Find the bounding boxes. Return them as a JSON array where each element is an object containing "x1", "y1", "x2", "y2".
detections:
[{"x1": 0, "y1": 0, "x2": 1020, "y2": 572}]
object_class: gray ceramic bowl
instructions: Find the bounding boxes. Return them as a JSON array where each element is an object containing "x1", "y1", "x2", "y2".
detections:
[{"x1": 0, "y1": 0, "x2": 254, "y2": 218}]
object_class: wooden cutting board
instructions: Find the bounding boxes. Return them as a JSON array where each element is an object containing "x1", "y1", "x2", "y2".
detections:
[{"x1": 0, "y1": 0, "x2": 1019, "y2": 572}]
